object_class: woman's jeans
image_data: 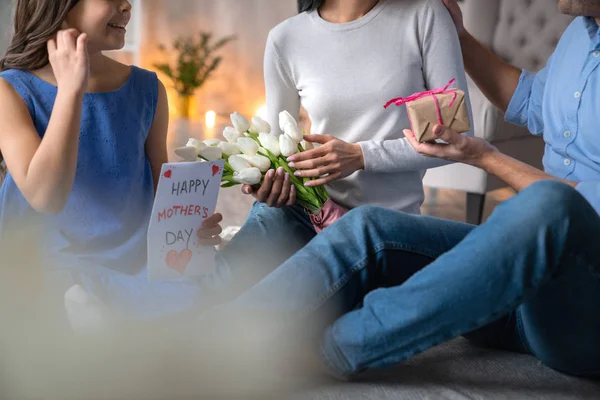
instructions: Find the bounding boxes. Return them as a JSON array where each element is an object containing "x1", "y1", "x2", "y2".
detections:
[
  {"x1": 226, "y1": 181, "x2": 600, "y2": 378},
  {"x1": 212, "y1": 201, "x2": 316, "y2": 302}
]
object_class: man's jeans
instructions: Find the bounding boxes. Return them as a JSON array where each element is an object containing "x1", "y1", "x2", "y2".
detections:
[{"x1": 228, "y1": 181, "x2": 600, "y2": 378}]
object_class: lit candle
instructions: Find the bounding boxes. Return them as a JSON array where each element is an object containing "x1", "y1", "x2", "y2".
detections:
[{"x1": 205, "y1": 110, "x2": 216, "y2": 139}]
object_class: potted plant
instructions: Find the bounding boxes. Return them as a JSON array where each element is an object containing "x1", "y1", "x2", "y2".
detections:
[{"x1": 153, "y1": 32, "x2": 236, "y2": 119}]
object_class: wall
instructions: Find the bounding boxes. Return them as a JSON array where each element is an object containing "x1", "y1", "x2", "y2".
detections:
[
  {"x1": 140, "y1": 0, "x2": 297, "y2": 122},
  {"x1": 0, "y1": 0, "x2": 14, "y2": 56}
]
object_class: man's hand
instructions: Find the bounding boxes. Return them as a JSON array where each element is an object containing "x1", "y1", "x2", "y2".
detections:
[
  {"x1": 442, "y1": 0, "x2": 465, "y2": 37},
  {"x1": 196, "y1": 213, "x2": 223, "y2": 247},
  {"x1": 287, "y1": 134, "x2": 365, "y2": 187},
  {"x1": 404, "y1": 125, "x2": 496, "y2": 167},
  {"x1": 406, "y1": 125, "x2": 577, "y2": 192}
]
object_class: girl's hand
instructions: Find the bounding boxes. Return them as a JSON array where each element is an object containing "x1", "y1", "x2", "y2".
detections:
[
  {"x1": 47, "y1": 29, "x2": 89, "y2": 96},
  {"x1": 241, "y1": 167, "x2": 297, "y2": 208},
  {"x1": 197, "y1": 213, "x2": 223, "y2": 247},
  {"x1": 287, "y1": 135, "x2": 365, "y2": 187}
]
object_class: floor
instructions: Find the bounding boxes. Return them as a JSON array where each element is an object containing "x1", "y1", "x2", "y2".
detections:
[{"x1": 216, "y1": 184, "x2": 517, "y2": 229}]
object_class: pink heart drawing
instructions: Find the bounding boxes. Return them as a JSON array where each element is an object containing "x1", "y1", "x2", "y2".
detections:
[
  {"x1": 164, "y1": 169, "x2": 173, "y2": 179},
  {"x1": 212, "y1": 165, "x2": 220, "y2": 176},
  {"x1": 166, "y1": 249, "x2": 193, "y2": 274}
]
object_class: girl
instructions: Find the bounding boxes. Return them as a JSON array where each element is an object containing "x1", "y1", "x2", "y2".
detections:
[
  {"x1": 0, "y1": 0, "x2": 222, "y2": 321},
  {"x1": 215, "y1": 0, "x2": 473, "y2": 285}
]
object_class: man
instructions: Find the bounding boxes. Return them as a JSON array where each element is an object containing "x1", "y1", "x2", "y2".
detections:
[{"x1": 222, "y1": 0, "x2": 600, "y2": 379}]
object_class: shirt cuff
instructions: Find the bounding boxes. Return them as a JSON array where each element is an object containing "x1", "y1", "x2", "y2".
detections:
[
  {"x1": 358, "y1": 141, "x2": 378, "y2": 172},
  {"x1": 505, "y1": 70, "x2": 536, "y2": 127},
  {"x1": 575, "y1": 181, "x2": 600, "y2": 216}
]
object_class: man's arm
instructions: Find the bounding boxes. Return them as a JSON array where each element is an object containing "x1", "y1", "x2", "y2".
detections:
[
  {"x1": 478, "y1": 150, "x2": 576, "y2": 192},
  {"x1": 442, "y1": 0, "x2": 522, "y2": 113},
  {"x1": 404, "y1": 126, "x2": 576, "y2": 193}
]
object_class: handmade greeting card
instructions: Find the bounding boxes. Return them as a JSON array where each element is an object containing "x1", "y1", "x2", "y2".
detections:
[{"x1": 147, "y1": 160, "x2": 224, "y2": 282}]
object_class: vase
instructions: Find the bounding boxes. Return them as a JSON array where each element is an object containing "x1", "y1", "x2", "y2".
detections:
[{"x1": 176, "y1": 95, "x2": 191, "y2": 119}]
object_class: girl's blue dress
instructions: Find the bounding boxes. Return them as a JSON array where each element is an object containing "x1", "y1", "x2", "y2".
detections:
[{"x1": 0, "y1": 67, "x2": 204, "y2": 319}]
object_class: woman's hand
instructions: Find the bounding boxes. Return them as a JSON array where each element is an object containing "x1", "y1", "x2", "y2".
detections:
[
  {"x1": 241, "y1": 167, "x2": 297, "y2": 208},
  {"x1": 47, "y1": 29, "x2": 89, "y2": 96},
  {"x1": 442, "y1": 0, "x2": 465, "y2": 37},
  {"x1": 404, "y1": 125, "x2": 496, "y2": 167},
  {"x1": 287, "y1": 135, "x2": 365, "y2": 187},
  {"x1": 196, "y1": 213, "x2": 223, "y2": 247}
]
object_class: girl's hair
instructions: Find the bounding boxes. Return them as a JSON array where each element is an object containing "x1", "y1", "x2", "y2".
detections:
[
  {"x1": 0, "y1": 0, "x2": 80, "y2": 71},
  {"x1": 297, "y1": 0, "x2": 324, "y2": 13}
]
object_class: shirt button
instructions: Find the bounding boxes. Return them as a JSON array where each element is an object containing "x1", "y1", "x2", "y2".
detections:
[
  {"x1": 563, "y1": 130, "x2": 572, "y2": 138},
  {"x1": 574, "y1": 91, "x2": 581, "y2": 99},
  {"x1": 594, "y1": 50, "x2": 600, "y2": 58},
  {"x1": 564, "y1": 158, "x2": 572, "y2": 166}
]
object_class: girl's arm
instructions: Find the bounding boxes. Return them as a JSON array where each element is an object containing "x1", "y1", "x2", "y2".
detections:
[
  {"x1": 145, "y1": 80, "x2": 169, "y2": 194},
  {"x1": 357, "y1": 0, "x2": 474, "y2": 174},
  {"x1": 0, "y1": 30, "x2": 88, "y2": 214}
]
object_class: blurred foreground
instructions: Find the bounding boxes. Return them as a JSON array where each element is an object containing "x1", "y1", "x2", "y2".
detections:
[{"x1": 0, "y1": 221, "x2": 327, "y2": 400}]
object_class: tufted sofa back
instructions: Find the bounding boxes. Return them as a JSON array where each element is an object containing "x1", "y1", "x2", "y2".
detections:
[{"x1": 462, "y1": 0, "x2": 574, "y2": 71}]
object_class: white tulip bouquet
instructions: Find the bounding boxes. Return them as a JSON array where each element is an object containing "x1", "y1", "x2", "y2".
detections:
[{"x1": 175, "y1": 111, "x2": 343, "y2": 226}]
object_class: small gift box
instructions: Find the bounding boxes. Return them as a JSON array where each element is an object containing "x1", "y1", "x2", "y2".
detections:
[{"x1": 384, "y1": 78, "x2": 471, "y2": 143}]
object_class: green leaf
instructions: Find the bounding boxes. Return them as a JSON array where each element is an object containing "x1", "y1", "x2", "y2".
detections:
[{"x1": 156, "y1": 31, "x2": 235, "y2": 96}]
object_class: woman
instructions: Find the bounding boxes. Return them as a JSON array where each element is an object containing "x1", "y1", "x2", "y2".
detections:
[
  {"x1": 216, "y1": 0, "x2": 473, "y2": 291},
  {"x1": 221, "y1": 0, "x2": 468, "y2": 288}
]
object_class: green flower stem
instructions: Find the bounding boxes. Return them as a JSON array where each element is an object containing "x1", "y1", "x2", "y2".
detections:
[
  {"x1": 315, "y1": 184, "x2": 329, "y2": 204},
  {"x1": 246, "y1": 132, "x2": 324, "y2": 210},
  {"x1": 224, "y1": 160, "x2": 234, "y2": 174}
]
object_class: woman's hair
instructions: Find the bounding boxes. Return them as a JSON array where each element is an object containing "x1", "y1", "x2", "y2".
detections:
[
  {"x1": 0, "y1": 0, "x2": 80, "y2": 71},
  {"x1": 297, "y1": 0, "x2": 324, "y2": 13}
]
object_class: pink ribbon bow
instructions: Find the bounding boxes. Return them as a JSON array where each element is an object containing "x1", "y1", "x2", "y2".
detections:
[{"x1": 384, "y1": 78, "x2": 458, "y2": 126}]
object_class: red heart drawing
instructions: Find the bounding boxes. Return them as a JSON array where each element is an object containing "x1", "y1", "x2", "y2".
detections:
[
  {"x1": 212, "y1": 165, "x2": 220, "y2": 176},
  {"x1": 166, "y1": 249, "x2": 193, "y2": 274},
  {"x1": 164, "y1": 169, "x2": 173, "y2": 179}
]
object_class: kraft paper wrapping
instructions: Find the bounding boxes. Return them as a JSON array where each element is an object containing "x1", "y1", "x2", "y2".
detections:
[{"x1": 406, "y1": 89, "x2": 470, "y2": 143}]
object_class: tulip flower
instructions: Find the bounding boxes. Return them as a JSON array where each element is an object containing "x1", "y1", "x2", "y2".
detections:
[
  {"x1": 279, "y1": 110, "x2": 298, "y2": 132},
  {"x1": 279, "y1": 133, "x2": 298, "y2": 157},
  {"x1": 187, "y1": 138, "x2": 207, "y2": 153},
  {"x1": 172, "y1": 110, "x2": 335, "y2": 221},
  {"x1": 250, "y1": 116, "x2": 271, "y2": 134},
  {"x1": 231, "y1": 112, "x2": 251, "y2": 134},
  {"x1": 283, "y1": 122, "x2": 303, "y2": 144},
  {"x1": 218, "y1": 141, "x2": 241, "y2": 156},
  {"x1": 236, "y1": 137, "x2": 259, "y2": 156},
  {"x1": 233, "y1": 168, "x2": 262, "y2": 185},
  {"x1": 199, "y1": 146, "x2": 223, "y2": 161},
  {"x1": 228, "y1": 155, "x2": 252, "y2": 172},
  {"x1": 174, "y1": 146, "x2": 199, "y2": 162},
  {"x1": 301, "y1": 139, "x2": 314, "y2": 151},
  {"x1": 223, "y1": 126, "x2": 241, "y2": 144},
  {"x1": 242, "y1": 154, "x2": 271, "y2": 173},
  {"x1": 204, "y1": 139, "x2": 221, "y2": 147},
  {"x1": 258, "y1": 132, "x2": 281, "y2": 157}
]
